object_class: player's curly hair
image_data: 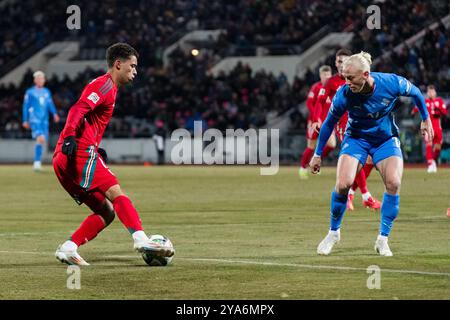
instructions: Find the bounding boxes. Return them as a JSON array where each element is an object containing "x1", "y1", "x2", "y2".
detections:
[{"x1": 106, "y1": 43, "x2": 139, "y2": 67}]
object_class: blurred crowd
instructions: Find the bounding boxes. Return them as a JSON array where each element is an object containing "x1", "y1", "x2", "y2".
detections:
[{"x1": 0, "y1": 0, "x2": 449, "y2": 138}]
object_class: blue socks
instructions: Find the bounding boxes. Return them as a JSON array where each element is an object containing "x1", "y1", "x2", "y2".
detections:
[
  {"x1": 330, "y1": 190, "x2": 348, "y2": 231},
  {"x1": 34, "y1": 143, "x2": 43, "y2": 162},
  {"x1": 380, "y1": 193, "x2": 400, "y2": 236},
  {"x1": 328, "y1": 190, "x2": 399, "y2": 237}
]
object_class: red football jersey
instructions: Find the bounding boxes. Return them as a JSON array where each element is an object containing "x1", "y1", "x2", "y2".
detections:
[
  {"x1": 312, "y1": 74, "x2": 346, "y2": 122},
  {"x1": 306, "y1": 81, "x2": 324, "y2": 121},
  {"x1": 55, "y1": 73, "x2": 118, "y2": 154},
  {"x1": 413, "y1": 97, "x2": 447, "y2": 130}
]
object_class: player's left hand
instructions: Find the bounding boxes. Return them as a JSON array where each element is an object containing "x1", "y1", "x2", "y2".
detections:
[
  {"x1": 54, "y1": 114, "x2": 60, "y2": 123},
  {"x1": 62, "y1": 136, "x2": 77, "y2": 161},
  {"x1": 420, "y1": 118, "x2": 434, "y2": 142},
  {"x1": 98, "y1": 148, "x2": 108, "y2": 164}
]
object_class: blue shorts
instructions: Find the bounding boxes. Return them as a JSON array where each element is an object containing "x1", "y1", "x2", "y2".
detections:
[
  {"x1": 30, "y1": 122, "x2": 49, "y2": 140},
  {"x1": 339, "y1": 136, "x2": 403, "y2": 166}
]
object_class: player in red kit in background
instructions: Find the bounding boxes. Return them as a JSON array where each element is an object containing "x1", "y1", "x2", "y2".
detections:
[
  {"x1": 53, "y1": 43, "x2": 174, "y2": 266},
  {"x1": 412, "y1": 85, "x2": 447, "y2": 173},
  {"x1": 310, "y1": 48, "x2": 381, "y2": 211},
  {"x1": 299, "y1": 65, "x2": 333, "y2": 179}
]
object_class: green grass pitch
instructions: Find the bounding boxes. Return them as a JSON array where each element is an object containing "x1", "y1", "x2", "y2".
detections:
[{"x1": 0, "y1": 165, "x2": 449, "y2": 299}]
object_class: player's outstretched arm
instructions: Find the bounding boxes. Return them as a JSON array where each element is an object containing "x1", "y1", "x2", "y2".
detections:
[{"x1": 404, "y1": 82, "x2": 433, "y2": 141}]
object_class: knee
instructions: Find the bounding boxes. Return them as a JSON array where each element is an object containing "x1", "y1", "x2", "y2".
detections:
[
  {"x1": 103, "y1": 210, "x2": 115, "y2": 226},
  {"x1": 100, "y1": 201, "x2": 116, "y2": 226},
  {"x1": 335, "y1": 180, "x2": 352, "y2": 195},
  {"x1": 36, "y1": 136, "x2": 45, "y2": 144},
  {"x1": 105, "y1": 184, "x2": 125, "y2": 202},
  {"x1": 385, "y1": 178, "x2": 401, "y2": 194}
]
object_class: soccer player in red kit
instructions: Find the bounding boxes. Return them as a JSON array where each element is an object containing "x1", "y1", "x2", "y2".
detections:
[
  {"x1": 53, "y1": 43, "x2": 174, "y2": 266},
  {"x1": 299, "y1": 65, "x2": 333, "y2": 179},
  {"x1": 412, "y1": 85, "x2": 447, "y2": 172},
  {"x1": 310, "y1": 48, "x2": 381, "y2": 211}
]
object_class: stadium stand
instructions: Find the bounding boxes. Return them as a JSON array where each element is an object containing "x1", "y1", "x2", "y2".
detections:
[{"x1": 0, "y1": 0, "x2": 449, "y2": 155}]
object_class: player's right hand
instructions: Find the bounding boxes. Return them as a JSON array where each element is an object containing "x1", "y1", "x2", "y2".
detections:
[
  {"x1": 62, "y1": 136, "x2": 77, "y2": 160},
  {"x1": 309, "y1": 155, "x2": 322, "y2": 174},
  {"x1": 310, "y1": 121, "x2": 321, "y2": 135},
  {"x1": 97, "y1": 148, "x2": 108, "y2": 163}
]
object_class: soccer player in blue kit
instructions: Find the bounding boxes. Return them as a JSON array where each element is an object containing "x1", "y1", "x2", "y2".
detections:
[
  {"x1": 22, "y1": 71, "x2": 60, "y2": 171},
  {"x1": 309, "y1": 52, "x2": 434, "y2": 256}
]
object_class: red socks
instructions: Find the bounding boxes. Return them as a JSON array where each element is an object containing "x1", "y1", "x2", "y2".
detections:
[
  {"x1": 322, "y1": 145, "x2": 334, "y2": 158},
  {"x1": 352, "y1": 168, "x2": 368, "y2": 194},
  {"x1": 351, "y1": 163, "x2": 375, "y2": 193},
  {"x1": 433, "y1": 149, "x2": 441, "y2": 161},
  {"x1": 300, "y1": 147, "x2": 314, "y2": 168},
  {"x1": 113, "y1": 195, "x2": 143, "y2": 234},
  {"x1": 363, "y1": 163, "x2": 374, "y2": 178},
  {"x1": 426, "y1": 144, "x2": 434, "y2": 165},
  {"x1": 71, "y1": 214, "x2": 106, "y2": 246}
]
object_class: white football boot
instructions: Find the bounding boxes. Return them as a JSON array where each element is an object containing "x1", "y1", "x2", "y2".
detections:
[
  {"x1": 317, "y1": 229, "x2": 340, "y2": 255},
  {"x1": 427, "y1": 160, "x2": 437, "y2": 173},
  {"x1": 55, "y1": 242, "x2": 90, "y2": 266},
  {"x1": 133, "y1": 231, "x2": 175, "y2": 258},
  {"x1": 374, "y1": 235, "x2": 393, "y2": 257},
  {"x1": 33, "y1": 161, "x2": 42, "y2": 172}
]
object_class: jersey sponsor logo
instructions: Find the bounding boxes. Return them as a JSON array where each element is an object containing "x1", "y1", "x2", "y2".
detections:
[{"x1": 87, "y1": 92, "x2": 100, "y2": 104}]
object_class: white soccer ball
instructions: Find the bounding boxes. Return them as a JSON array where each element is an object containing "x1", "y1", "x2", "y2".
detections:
[{"x1": 142, "y1": 234, "x2": 174, "y2": 266}]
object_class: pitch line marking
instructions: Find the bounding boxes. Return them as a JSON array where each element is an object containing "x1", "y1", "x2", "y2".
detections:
[
  {"x1": 1, "y1": 252, "x2": 449, "y2": 277},
  {"x1": 103, "y1": 255, "x2": 450, "y2": 277}
]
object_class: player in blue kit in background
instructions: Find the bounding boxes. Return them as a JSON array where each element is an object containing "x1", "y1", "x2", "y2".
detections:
[
  {"x1": 309, "y1": 52, "x2": 434, "y2": 256},
  {"x1": 22, "y1": 71, "x2": 60, "y2": 171}
]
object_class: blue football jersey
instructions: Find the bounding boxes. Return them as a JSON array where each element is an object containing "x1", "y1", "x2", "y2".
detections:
[
  {"x1": 328, "y1": 72, "x2": 428, "y2": 145},
  {"x1": 22, "y1": 86, "x2": 57, "y2": 124}
]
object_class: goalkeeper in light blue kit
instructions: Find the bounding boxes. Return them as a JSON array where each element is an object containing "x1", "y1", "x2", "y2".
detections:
[
  {"x1": 22, "y1": 71, "x2": 60, "y2": 171},
  {"x1": 310, "y1": 52, "x2": 433, "y2": 256}
]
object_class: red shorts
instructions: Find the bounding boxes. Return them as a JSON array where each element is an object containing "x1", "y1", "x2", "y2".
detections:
[{"x1": 53, "y1": 147, "x2": 118, "y2": 205}]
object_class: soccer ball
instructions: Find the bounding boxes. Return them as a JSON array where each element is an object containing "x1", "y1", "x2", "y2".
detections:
[{"x1": 142, "y1": 234, "x2": 174, "y2": 266}]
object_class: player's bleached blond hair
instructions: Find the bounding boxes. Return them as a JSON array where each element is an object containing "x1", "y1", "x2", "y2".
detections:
[
  {"x1": 33, "y1": 70, "x2": 45, "y2": 78},
  {"x1": 342, "y1": 51, "x2": 372, "y2": 72}
]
